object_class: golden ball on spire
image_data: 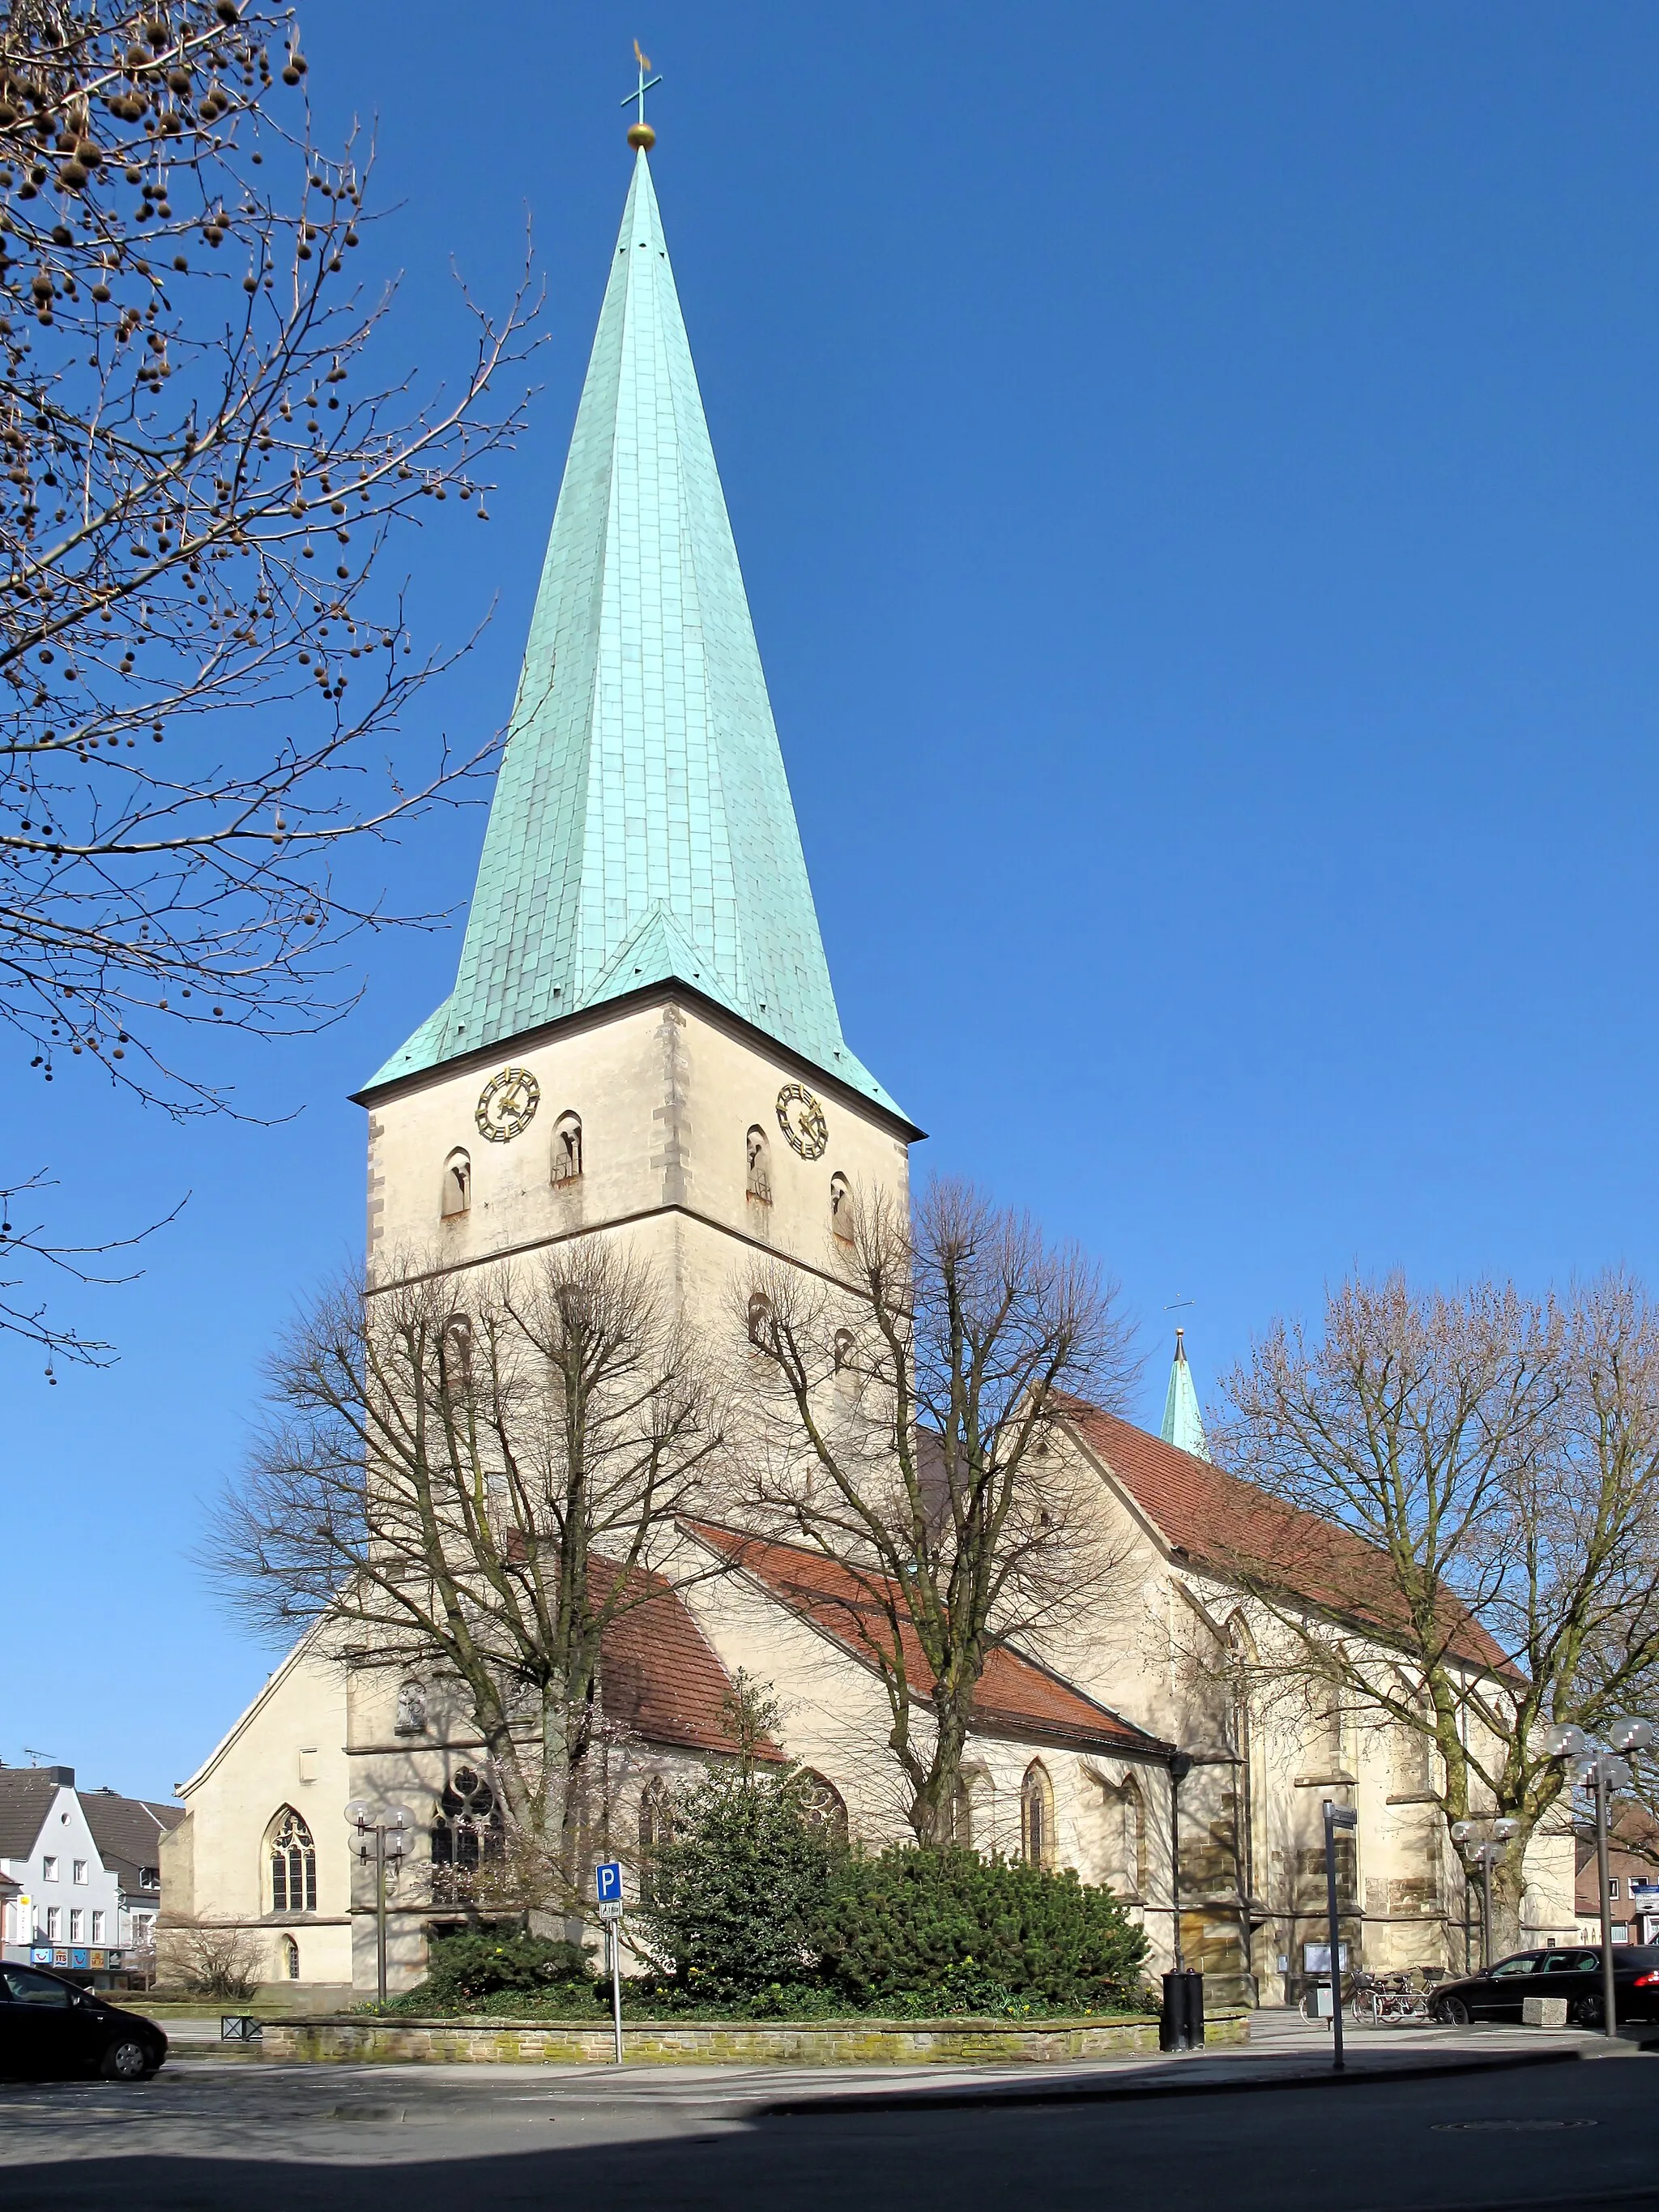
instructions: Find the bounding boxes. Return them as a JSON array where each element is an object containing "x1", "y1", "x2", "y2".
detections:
[{"x1": 627, "y1": 121, "x2": 655, "y2": 151}]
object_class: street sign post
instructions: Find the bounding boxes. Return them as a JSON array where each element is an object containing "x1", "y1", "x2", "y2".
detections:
[
  {"x1": 1323, "y1": 1801, "x2": 1358, "y2": 2073},
  {"x1": 595, "y1": 1861, "x2": 625, "y2": 2064}
]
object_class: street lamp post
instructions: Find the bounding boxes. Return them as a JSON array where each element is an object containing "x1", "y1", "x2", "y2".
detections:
[
  {"x1": 1449, "y1": 1818, "x2": 1520, "y2": 1974},
  {"x1": 1543, "y1": 1719, "x2": 1656, "y2": 2043},
  {"x1": 345, "y1": 1800, "x2": 419, "y2": 2007}
]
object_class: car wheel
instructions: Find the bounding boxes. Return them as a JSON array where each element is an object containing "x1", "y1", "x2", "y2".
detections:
[
  {"x1": 100, "y1": 2037, "x2": 156, "y2": 2082},
  {"x1": 1437, "y1": 1996, "x2": 1470, "y2": 2025},
  {"x1": 1573, "y1": 1995, "x2": 1605, "y2": 2030}
]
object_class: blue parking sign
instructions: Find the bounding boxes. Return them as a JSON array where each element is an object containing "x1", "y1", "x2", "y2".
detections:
[{"x1": 595, "y1": 1860, "x2": 623, "y2": 1903}]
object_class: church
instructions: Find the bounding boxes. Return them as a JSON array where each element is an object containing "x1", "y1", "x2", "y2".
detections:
[{"x1": 160, "y1": 132, "x2": 1573, "y2": 2009}]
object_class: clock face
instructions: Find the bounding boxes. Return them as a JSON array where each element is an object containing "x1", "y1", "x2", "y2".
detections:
[
  {"x1": 475, "y1": 1065, "x2": 540, "y2": 1144},
  {"x1": 775, "y1": 1081, "x2": 829, "y2": 1160}
]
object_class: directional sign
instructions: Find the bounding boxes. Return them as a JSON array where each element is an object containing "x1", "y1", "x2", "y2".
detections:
[{"x1": 595, "y1": 1859, "x2": 624, "y2": 1904}]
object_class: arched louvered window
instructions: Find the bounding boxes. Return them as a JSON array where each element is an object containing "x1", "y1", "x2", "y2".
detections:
[
  {"x1": 830, "y1": 1172, "x2": 852, "y2": 1241},
  {"x1": 745, "y1": 1126, "x2": 772, "y2": 1205},
  {"x1": 748, "y1": 1292, "x2": 774, "y2": 1349},
  {"x1": 1021, "y1": 1761, "x2": 1056, "y2": 1871},
  {"x1": 269, "y1": 1808, "x2": 317, "y2": 1915},
  {"x1": 552, "y1": 1111, "x2": 583, "y2": 1185},
  {"x1": 441, "y1": 1147, "x2": 471, "y2": 1218}
]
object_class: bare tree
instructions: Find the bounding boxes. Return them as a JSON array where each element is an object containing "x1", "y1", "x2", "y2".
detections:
[
  {"x1": 1218, "y1": 1270, "x2": 1659, "y2": 1949},
  {"x1": 205, "y1": 1241, "x2": 728, "y2": 1911},
  {"x1": 160, "y1": 1911, "x2": 259, "y2": 1996},
  {"x1": 735, "y1": 1179, "x2": 1139, "y2": 1848},
  {"x1": 0, "y1": 1, "x2": 539, "y2": 1357}
]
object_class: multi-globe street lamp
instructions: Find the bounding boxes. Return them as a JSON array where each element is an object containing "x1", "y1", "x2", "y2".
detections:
[
  {"x1": 344, "y1": 1800, "x2": 420, "y2": 2007},
  {"x1": 1542, "y1": 1718, "x2": 1657, "y2": 2043},
  {"x1": 1448, "y1": 1816, "x2": 1520, "y2": 1976}
]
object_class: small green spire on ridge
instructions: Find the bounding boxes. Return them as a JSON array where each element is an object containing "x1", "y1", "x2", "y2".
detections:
[
  {"x1": 1160, "y1": 1327, "x2": 1211, "y2": 1461},
  {"x1": 364, "y1": 152, "x2": 900, "y2": 1116}
]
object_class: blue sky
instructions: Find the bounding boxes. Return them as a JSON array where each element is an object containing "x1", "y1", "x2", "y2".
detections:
[{"x1": 7, "y1": 2, "x2": 1659, "y2": 1795}]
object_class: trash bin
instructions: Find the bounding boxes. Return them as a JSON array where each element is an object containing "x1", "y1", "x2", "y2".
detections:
[{"x1": 1160, "y1": 1968, "x2": 1205, "y2": 2052}]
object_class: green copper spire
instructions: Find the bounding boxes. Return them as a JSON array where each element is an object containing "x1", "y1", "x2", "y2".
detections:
[
  {"x1": 1160, "y1": 1328, "x2": 1210, "y2": 1461},
  {"x1": 365, "y1": 152, "x2": 898, "y2": 1113}
]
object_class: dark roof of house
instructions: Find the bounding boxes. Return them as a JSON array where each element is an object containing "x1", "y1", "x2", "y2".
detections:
[
  {"x1": 687, "y1": 1524, "x2": 1171, "y2": 1760},
  {"x1": 80, "y1": 1791, "x2": 184, "y2": 1872},
  {"x1": 1064, "y1": 1403, "x2": 1515, "y2": 1680},
  {"x1": 0, "y1": 1769, "x2": 65, "y2": 1860},
  {"x1": 599, "y1": 1565, "x2": 783, "y2": 1763}
]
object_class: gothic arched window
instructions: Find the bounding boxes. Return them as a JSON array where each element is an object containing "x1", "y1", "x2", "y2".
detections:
[
  {"x1": 552, "y1": 1111, "x2": 583, "y2": 1185},
  {"x1": 830, "y1": 1172, "x2": 852, "y2": 1241},
  {"x1": 1118, "y1": 1775, "x2": 1146, "y2": 1894},
  {"x1": 1021, "y1": 1761, "x2": 1056, "y2": 1871},
  {"x1": 795, "y1": 1770, "x2": 849, "y2": 1843},
  {"x1": 638, "y1": 1775, "x2": 674, "y2": 1898},
  {"x1": 430, "y1": 1768, "x2": 504, "y2": 1906},
  {"x1": 269, "y1": 1808, "x2": 317, "y2": 1915},
  {"x1": 748, "y1": 1292, "x2": 774, "y2": 1349},
  {"x1": 833, "y1": 1327, "x2": 855, "y2": 1374},
  {"x1": 281, "y1": 1934, "x2": 300, "y2": 1980},
  {"x1": 745, "y1": 1126, "x2": 772, "y2": 1205},
  {"x1": 441, "y1": 1147, "x2": 471, "y2": 1219}
]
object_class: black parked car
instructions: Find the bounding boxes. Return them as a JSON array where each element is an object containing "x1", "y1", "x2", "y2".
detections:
[
  {"x1": 0, "y1": 1962, "x2": 168, "y2": 2079},
  {"x1": 1430, "y1": 1945, "x2": 1659, "y2": 2029}
]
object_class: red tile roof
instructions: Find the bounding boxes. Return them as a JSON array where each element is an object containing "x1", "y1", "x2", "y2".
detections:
[
  {"x1": 686, "y1": 1523, "x2": 1171, "y2": 1759},
  {"x1": 599, "y1": 1565, "x2": 784, "y2": 1763},
  {"x1": 1064, "y1": 1404, "x2": 1515, "y2": 1680}
]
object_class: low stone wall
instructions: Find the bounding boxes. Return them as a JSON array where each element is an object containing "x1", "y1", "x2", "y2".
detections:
[{"x1": 261, "y1": 2010, "x2": 1248, "y2": 2067}]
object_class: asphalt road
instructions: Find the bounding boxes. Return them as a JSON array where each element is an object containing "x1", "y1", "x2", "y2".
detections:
[{"x1": 2, "y1": 2048, "x2": 1657, "y2": 2212}]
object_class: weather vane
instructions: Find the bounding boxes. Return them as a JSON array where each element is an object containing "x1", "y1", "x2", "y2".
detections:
[{"x1": 621, "y1": 40, "x2": 663, "y2": 151}]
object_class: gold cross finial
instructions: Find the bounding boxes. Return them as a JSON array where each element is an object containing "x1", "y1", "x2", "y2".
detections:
[{"x1": 622, "y1": 41, "x2": 663, "y2": 151}]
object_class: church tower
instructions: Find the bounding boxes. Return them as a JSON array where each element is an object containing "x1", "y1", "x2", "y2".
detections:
[{"x1": 353, "y1": 144, "x2": 918, "y2": 1314}]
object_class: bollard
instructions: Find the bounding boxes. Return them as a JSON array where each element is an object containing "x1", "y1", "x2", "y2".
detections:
[{"x1": 1159, "y1": 1967, "x2": 1205, "y2": 2052}]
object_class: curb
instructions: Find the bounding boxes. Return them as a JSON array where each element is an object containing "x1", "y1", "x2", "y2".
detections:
[{"x1": 761, "y1": 2043, "x2": 1610, "y2": 2116}]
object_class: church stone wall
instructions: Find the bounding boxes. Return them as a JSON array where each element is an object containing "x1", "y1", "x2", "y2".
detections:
[{"x1": 166, "y1": 1643, "x2": 353, "y2": 1992}]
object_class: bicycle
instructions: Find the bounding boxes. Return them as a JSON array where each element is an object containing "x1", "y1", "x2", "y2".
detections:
[{"x1": 1350, "y1": 1969, "x2": 1432, "y2": 2023}]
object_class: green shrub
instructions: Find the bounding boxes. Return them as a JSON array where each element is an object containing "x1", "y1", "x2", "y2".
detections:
[
  {"x1": 817, "y1": 1846, "x2": 1149, "y2": 2014},
  {"x1": 633, "y1": 1764, "x2": 841, "y2": 2005},
  {"x1": 420, "y1": 1930, "x2": 596, "y2": 2005}
]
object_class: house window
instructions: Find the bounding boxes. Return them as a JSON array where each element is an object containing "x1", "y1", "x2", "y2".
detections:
[
  {"x1": 745, "y1": 1126, "x2": 772, "y2": 1205},
  {"x1": 69, "y1": 1909, "x2": 83, "y2": 1941},
  {"x1": 552, "y1": 1111, "x2": 583, "y2": 1184},
  {"x1": 441, "y1": 1147, "x2": 471, "y2": 1218},
  {"x1": 395, "y1": 1680, "x2": 428, "y2": 1736},
  {"x1": 71, "y1": 1860, "x2": 87, "y2": 1885},
  {"x1": 45, "y1": 1907, "x2": 61, "y2": 1939},
  {"x1": 282, "y1": 1935, "x2": 301, "y2": 1980},
  {"x1": 41, "y1": 1856, "x2": 58, "y2": 1882},
  {"x1": 1610, "y1": 1878, "x2": 1622, "y2": 1899},
  {"x1": 269, "y1": 1807, "x2": 318, "y2": 1914},
  {"x1": 1021, "y1": 1761, "x2": 1056, "y2": 1871},
  {"x1": 91, "y1": 1911, "x2": 104, "y2": 1942}
]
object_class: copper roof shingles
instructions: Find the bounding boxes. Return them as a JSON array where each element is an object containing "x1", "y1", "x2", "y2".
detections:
[
  {"x1": 1066, "y1": 1405, "x2": 1514, "y2": 1679},
  {"x1": 689, "y1": 1524, "x2": 1168, "y2": 1757}
]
